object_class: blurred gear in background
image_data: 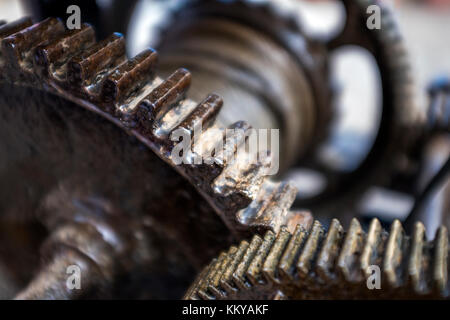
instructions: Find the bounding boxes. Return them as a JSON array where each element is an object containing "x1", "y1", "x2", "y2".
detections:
[{"x1": 0, "y1": 0, "x2": 447, "y2": 299}]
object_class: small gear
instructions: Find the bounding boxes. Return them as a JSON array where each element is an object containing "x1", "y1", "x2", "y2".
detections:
[{"x1": 185, "y1": 218, "x2": 449, "y2": 300}]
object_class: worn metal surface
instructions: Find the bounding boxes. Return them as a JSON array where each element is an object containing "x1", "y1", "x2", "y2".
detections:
[
  {"x1": 185, "y1": 218, "x2": 450, "y2": 299},
  {"x1": 0, "y1": 14, "x2": 309, "y2": 298}
]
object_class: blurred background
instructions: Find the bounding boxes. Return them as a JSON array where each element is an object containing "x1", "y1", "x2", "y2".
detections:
[{"x1": 0, "y1": 0, "x2": 449, "y2": 299}]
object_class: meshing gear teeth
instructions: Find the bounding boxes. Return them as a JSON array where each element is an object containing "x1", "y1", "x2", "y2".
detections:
[
  {"x1": 0, "y1": 16, "x2": 305, "y2": 241},
  {"x1": 184, "y1": 219, "x2": 450, "y2": 300}
]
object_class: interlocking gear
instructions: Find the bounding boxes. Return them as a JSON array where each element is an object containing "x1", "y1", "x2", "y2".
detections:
[{"x1": 184, "y1": 218, "x2": 449, "y2": 299}]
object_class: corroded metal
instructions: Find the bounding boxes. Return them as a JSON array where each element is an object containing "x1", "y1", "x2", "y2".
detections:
[
  {"x1": 0, "y1": 0, "x2": 442, "y2": 300},
  {"x1": 0, "y1": 16, "x2": 307, "y2": 298},
  {"x1": 184, "y1": 218, "x2": 450, "y2": 300}
]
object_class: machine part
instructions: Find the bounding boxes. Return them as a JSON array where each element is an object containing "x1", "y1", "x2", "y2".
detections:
[
  {"x1": 0, "y1": 2, "x2": 442, "y2": 300},
  {"x1": 126, "y1": 0, "x2": 424, "y2": 220},
  {"x1": 184, "y1": 218, "x2": 450, "y2": 300},
  {"x1": 427, "y1": 76, "x2": 450, "y2": 132},
  {"x1": 405, "y1": 135, "x2": 450, "y2": 237},
  {"x1": 0, "y1": 16, "x2": 312, "y2": 298},
  {"x1": 146, "y1": 0, "x2": 331, "y2": 172}
]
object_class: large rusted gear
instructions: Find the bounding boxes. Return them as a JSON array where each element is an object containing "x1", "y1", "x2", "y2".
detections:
[
  {"x1": 0, "y1": 17, "x2": 309, "y2": 299},
  {"x1": 184, "y1": 218, "x2": 450, "y2": 300}
]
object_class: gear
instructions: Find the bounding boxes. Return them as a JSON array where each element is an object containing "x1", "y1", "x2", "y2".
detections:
[
  {"x1": 0, "y1": 0, "x2": 437, "y2": 300},
  {"x1": 300, "y1": 0, "x2": 425, "y2": 218},
  {"x1": 184, "y1": 218, "x2": 449, "y2": 300},
  {"x1": 0, "y1": 16, "x2": 308, "y2": 298}
]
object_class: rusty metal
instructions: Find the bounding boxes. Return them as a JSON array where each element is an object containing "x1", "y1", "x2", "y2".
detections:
[
  {"x1": 0, "y1": 15, "x2": 307, "y2": 299},
  {"x1": 0, "y1": 0, "x2": 448, "y2": 300},
  {"x1": 184, "y1": 218, "x2": 449, "y2": 300}
]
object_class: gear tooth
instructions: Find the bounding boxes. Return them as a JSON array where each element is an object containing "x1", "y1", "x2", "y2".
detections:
[
  {"x1": 336, "y1": 218, "x2": 364, "y2": 282},
  {"x1": 0, "y1": 17, "x2": 32, "y2": 40},
  {"x1": 0, "y1": 17, "x2": 32, "y2": 75},
  {"x1": 383, "y1": 219, "x2": 406, "y2": 288},
  {"x1": 183, "y1": 263, "x2": 206, "y2": 300},
  {"x1": 177, "y1": 125, "x2": 227, "y2": 185},
  {"x1": 201, "y1": 121, "x2": 253, "y2": 185},
  {"x1": 168, "y1": 93, "x2": 222, "y2": 157},
  {"x1": 185, "y1": 260, "x2": 216, "y2": 300},
  {"x1": 208, "y1": 246, "x2": 238, "y2": 299},
  {"x1": 220, "y1": 240, "x2": 249, "y2": 294},
  {"x1": 246, "y1": 230, "x2": 276, "y2": 285},
  {"x1": 212, "y1": 150, "x2": 269, "y2": 204},
  {"x1": 278, "y1": 224, "x2": 308, "y2": 280},
  {"x1": 2, "y1": 18, "x2": 64, "y2": 70},
  {"x1": 316, "y1": 219, "x2": 344, "y2": 281},
  {"x1": 198, "y1": 253, "x2": 226, "y2": 300},
  {"x1": 187, "y1": 120, "x2": 253, "y2": 187},
  {"x1": 187, "y1": 219, "x2": 450, "y2": 299},
  {"x1": 101, "y1": 48, "x2": 158, "y2": 105},
  {"x1": 214, "y1": 121, "x2": 253, "y2": 165},
  {"x1": 34, "y1": 24, "x2": 96, "y2": 78},
  {"x1": 285, "y1": 210, "x2": 313, "y2": 234},
  {"x1": 135, "y1": 68, "x2": 191, "y2": 129},
  {"x1": 273, "y1": 290, "x2": 287, "y2": 300},
  {"x1": 360, "y1": 219, "x2": 383, "y2": 279},
  {"x1": 407, "y1": 222, "x2": 426, "y2": 294},
  {"x1": 172, "y1": 93, "x2": 223, "y2": 134},
  {"x1": 241, "y1": 181, "x2": 297, "y2": 232},
  {"x1": 433, "y1": 226, "x2": 448, "y2": 295},
  {"x1": 296, "y1": 220, "x2": 324, "y2": 278},
  {"x1": 232, "y1": 234, "x2": 263, "y2": 290},
  {"x1": 68, "y1": 33, "x2": 126, "y2": 88},
  {"x1": 263, "y1": 227, "x2": 291, "y2": 283},
  {"x1": 191, "y1": 125, "x2": 224, "y2": 158}
]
